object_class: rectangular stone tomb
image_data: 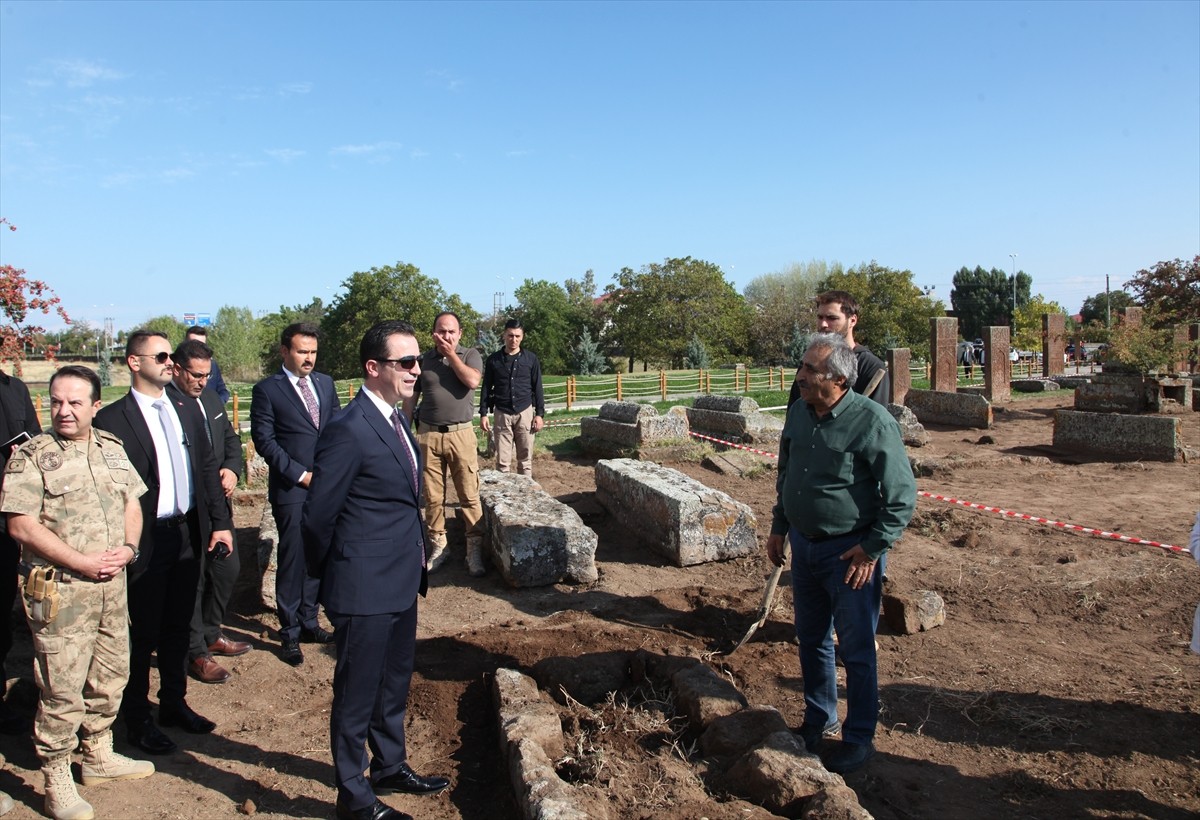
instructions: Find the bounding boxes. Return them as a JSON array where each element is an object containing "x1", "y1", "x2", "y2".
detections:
[
  {"x1": 478, "y1": 470, "x2": 598, "y2": 587},
  {"x1": 904, "y1": 388, "x2": 992, "y2": 429},
  {"x1": 579, "y1": 401, "x2": 690, "y2": 453},
  {"x1": 594, "y1": 458, "x2": 757, "y2": 567},
  {"x1": 1053, "y1": 410, "x2": 1181, "y2": 462},
  {"x1": 684, "y1": 395, "x2": 783, "y2": 446}
]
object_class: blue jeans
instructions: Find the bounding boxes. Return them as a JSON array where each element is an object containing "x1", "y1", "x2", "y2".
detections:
[{"x1": 789, "y1": 527, "x2": 881, "y2": 745}]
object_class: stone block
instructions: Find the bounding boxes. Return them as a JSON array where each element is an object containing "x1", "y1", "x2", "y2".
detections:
[
  {"x1": 1053, "y1": 410, "x2": 1181, "y2": 461},
  {"x1": 671, "y1": 663, "x2": 748, "y2": 731},
  {"x1": 1012, "y1": 379, "x2": 1060, "y2": 392},
  {"x1": 684, "y1": 406, "x2": 783, "y2": 446},
  {"x1": 594, "y1": 459, "x2": 757, "y2": 566},
  {"x1": 931, "y1": 317, "x2": 959, "y2": 392},
  {"x1": 715, "y1": 731, "x2": 867, "y2": 818},
  {"x1": 1076, "y1": 373, "x2": 1194, "y2": 413},
  {"x1": 883, "y1": 589, "x2": 946, "y2": 634},
  {"x1": 598, "y1": 400, "x2": 656, "y2": 424},
  {"x1": 983, "y1": 326, "x2": 1011, "y2": 402},
  {"x1": 703, "y1": 449, "x2": 772, "y2": 477},
  {"x1": 693, "y1": 395, "x2": 759, "y2": 414},
  {"x1": 257, "y1": 506, "x2": 278, "y2": 610},
  {"x1": 887, "y1": 348, "x2": 911, "y2": 406},
  {"x1": 1043, "y1": 313, "x2": 1066, "y2": 377},
  {"x1": 887, "y1": 404, "x2": 929, "y2": 447},
  {"x1": 905, "y1": 388, "x2": 993, "y2": 428},
  {"x1": 494, "y1": 668, "x2": 567, "y2": 760},
  {"x1": 478, "y1": 470, "x2": 599, "y2": 587},
  {"x1": 700, "y1": 706, "x2": 791, "y2": 759}
]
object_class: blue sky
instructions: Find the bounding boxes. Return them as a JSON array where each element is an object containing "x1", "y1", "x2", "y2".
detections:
[{"x1": 1, "y1": 0, "x2": 1197, "y2": 333}]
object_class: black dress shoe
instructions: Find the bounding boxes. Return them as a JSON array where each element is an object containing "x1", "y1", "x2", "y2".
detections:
[
  {"x1": 373, "y1": 762, "x2": 450, "y2": 796},
  {"x1": 158, "y1": 700, "x2": 216, "y2": 734},
  {"x1": 281, "y1": 639, "x2": 304, "y2": 666},
  {"x1": 128, "y1": 717, "x2": 178, "y2": 755},
  {"x1": 335, "y1": 799, "x2": 411, "y2": 820},
  {"x1": 299, "y1": 625, "x2": 335, "y2": 644}
]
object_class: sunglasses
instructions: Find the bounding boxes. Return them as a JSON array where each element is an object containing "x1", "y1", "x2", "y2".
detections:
[
  {"x1": 377, "y1": 356, "x2": 419, "y2": 370},
  {"x1": 135, "y1": 352, "x2": 172, "y2": 364}
]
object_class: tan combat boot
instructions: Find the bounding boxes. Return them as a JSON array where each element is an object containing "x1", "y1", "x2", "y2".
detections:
[
  {"x1": 80, "y1": 730, "x2": 154, "y2": 785},
  {"x1": 426, "y1": 533, "x2": 449, "y2": 573},
  {"x1": 42, "y1": 756, "x2": 93, "y2": 820},
  {"x1": 0, "y1": 789, "x2": 13, "y2": 816},
  {"x1": 465, "y1": 536, "x2": 486, "y2": 577}
]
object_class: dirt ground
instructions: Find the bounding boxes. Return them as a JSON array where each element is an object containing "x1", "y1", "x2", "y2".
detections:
[{"x1": 1, "y1": 392, "x2": 1198, "y2": 819}]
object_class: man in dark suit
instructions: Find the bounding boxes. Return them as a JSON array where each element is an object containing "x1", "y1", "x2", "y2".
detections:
[
  {"x1": 0, "y1": 367, "x2": 41, "y2": 733},
  {"x1": 251, "y1": 322, "x2": 340, "y2": 666},
  {"x1": 302, "y1": 320, "x2": 449, "y2": 820},
  {"x1": 95, "y1": 330, "x2": 234, "y2": 755},
  {"x1": 168, "y1": 339, "x2": 251, "y2": 685}
]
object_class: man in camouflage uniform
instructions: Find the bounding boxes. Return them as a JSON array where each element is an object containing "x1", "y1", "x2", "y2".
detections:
[{"x1": 1, "y1": 366, "x2": 155, "y2": 820}]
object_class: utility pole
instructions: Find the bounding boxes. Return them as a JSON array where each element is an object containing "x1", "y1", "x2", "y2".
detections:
[
  {"x1": 1105, "y1": 274, "x2": 1111, "y2": 328},
  {"x1": 1009, "y1": 253, "x2": 1018, "y2": 334}
]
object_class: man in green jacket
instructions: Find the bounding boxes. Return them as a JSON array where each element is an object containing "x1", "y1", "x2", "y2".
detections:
[{"x1": 766, "y1": 332, "x2": 915, "y2": 775}]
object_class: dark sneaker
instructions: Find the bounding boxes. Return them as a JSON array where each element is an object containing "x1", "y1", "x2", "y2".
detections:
[
  {"x1": 822, "y1": 740, "x2": 875, "y2": 774},
  {"x1": 796, "y1": 719, "x2": 841, "y2": 753}
]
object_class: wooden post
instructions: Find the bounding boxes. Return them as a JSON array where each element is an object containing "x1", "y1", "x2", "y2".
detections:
[
  {"x1": 745, "y1": 369, "x2": 751, "y2": 393},
  {"x1": 697, "y1": 369, "x2": 703, "y2": 391},
  {"x1": 660, "y1": 370, "x2": 666, "y2": 402},
  {"x1": 616, "y1": 372, "x2": 622, "y2": 401},
  {"x1": 231, "y1": 394, "x2": 240, "y2": 432},
  {"x1": 705, "y1": 372, "x2": 712, "y2": 393}
]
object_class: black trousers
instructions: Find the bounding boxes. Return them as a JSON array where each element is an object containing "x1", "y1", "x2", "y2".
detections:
[
  {"x1": 0, "y1": 532, "x2": 17, "y2": 677},
  {"x1": 273, "y1": 502, "x2": 322, "y2": 642},
  {"x1": 188, "y1": 522, "x2": 239, "y2": 660},
  {"x1": 123, "y1": 511, "x2": 201, "y2": 725}
]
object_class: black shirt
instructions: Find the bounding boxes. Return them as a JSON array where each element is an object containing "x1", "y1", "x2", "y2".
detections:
[{"x1": 480, "y1": 349, "x2": 545, "y2": 417}]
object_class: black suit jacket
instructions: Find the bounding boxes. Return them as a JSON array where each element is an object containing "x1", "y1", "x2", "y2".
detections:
[
  {"x1": 0, "y1": 371, "x2": 41, "y2": 535},
  {"x1": 95, "y1": 390, "x2": 233, "y2": 580},
  {"x1": 250, "y1": 371, "x2": 339, "y2": 505},
  {"x1": 168, "y1": 383, "x2": 242, "y2": 477},
  {"x1": 301, "y1": 390, "x2": 427, "y2": 616}
]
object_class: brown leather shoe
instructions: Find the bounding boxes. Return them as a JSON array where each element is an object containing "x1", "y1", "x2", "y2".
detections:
[
  {"x1": 208, "y1": 634, "x2": 252, "y2": 657},
  {"x1": 189, "y1": 655, "x2": 232, "y2": 684}
]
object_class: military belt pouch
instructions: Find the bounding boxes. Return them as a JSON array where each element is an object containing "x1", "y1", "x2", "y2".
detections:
[{"x1": 23, "y1": 565, "x2": 61, "y2": 624}]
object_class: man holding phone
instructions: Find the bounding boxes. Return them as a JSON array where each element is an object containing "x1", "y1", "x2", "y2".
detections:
[{"x1": 169, "y1": 339, "x2": 250, "y2": 685}]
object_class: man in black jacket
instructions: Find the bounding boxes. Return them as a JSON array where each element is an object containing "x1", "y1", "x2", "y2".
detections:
[
  {"x1": 0, "y1": 367, "x2": 40, "y2": 733},
  {"x1": 168, "y1": 340, "x2": 250, "y2": 686}
]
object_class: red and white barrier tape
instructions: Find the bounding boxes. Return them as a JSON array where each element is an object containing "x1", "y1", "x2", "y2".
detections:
[
  {"x1": 916, "y1": 492, "x2": 1185, "y2": 554},
  {"x1": 687, "y1": 430, "x2": 1185, "y2": 555},
  {"x1": 688, "y1": 430, "x2": 780, "y2": 459}
]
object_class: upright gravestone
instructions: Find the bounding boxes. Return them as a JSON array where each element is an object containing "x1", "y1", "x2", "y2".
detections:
[
  {"x1": 1172, "y1": 325, "x2": 1190, "y2": 373},
  {"x1": 931, "y1": 317, "x2": 958, "y2": 393},
  {"x1": 1189, "y1": 324, "x2": 1200, "y2": 374},
  {"x1": 1122, "y1": 306, "x2": 1143, "y2": 328},
  {"x1": 1042, "y1": 313, "x2": 1066, "y2": 378},
  {"x1": 887, "y1": 348, "x2": 910, "y2": 406},
  {"x1": 983, "y1": 326, "x2": 1010, "y2": 402}
]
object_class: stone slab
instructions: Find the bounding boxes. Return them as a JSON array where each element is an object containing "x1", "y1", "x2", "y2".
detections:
[
  {"x1": 597, "y1": 400, "x2": 657, "y2": 424},
  {"x1": 1012, "y1": 379, "x2": 1061, "y2": 392},
  {"x1": 693, "y1": 395, "x2": 759, "y2": 414},
  {"x1": 478, "y1": 470, "x2": 599, "y2": 587},
  {"x1": 594, "y1": 458, "x2": 757, "y2": 567},
  {"x1": 1053, "y1": 409, "x2": 1181, "y2": 461},
  {"x1": 684, "y1": 406, "x2": 783, "y2": 446},
  {"x1": 904, "y1": 388, "x2": 993, "y2": 428}
]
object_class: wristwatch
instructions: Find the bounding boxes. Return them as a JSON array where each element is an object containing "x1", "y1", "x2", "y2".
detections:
[{"x1": 123, "y1": 542, "x2": 140, "y2": 562}]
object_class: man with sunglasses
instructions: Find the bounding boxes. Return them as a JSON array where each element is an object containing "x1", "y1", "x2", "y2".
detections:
[
  {"x1": 95, "y1": 330, "x2": 234, "y2": 755},
  {"x1": 168, "y1": 339, "x2": 250, "y2": 686},
  {"x1": 251, "y1": 322, "x2": 340, "y2": 667},
  {"x1": 303, "y1": 320, "x2": 448, "y2": 820}
]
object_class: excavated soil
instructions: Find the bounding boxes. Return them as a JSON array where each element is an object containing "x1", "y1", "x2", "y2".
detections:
[{"x1": 1, "y1": 392, "x2": 1198, "y2": 819}]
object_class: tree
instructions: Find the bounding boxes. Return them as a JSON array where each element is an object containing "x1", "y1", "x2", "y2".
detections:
[
  {"x1": 950, "y1": 266, "x2": 1032, "y2": 340},
  {"x1": 683, "y1": 333, "x2": 710, "y2": 369},
  {"x1": 786, "y1": 323, "x2": 809, "y2": 367},
  {"x1": 0, "y1": 219, "x2": 71, "y2": 370},
  {"x1": 208, "y1": 305, "x2": 264, "y2": 382},
  {"x1": 572, "y1": 328, "x2": 607, "y2": 375},
  {"x1": 1125, "y1": 256, "x2": 1199, "y2": 326},
  {"x1": 322, "y1": 262, "x2": 477, "y2": 379},
  {"x1": 606, "y1": 257, "x2": 750, "y2": 370},
  {"x1": 1079, "y1": 289, "x2": 1136, "y2": 327},
  {"x1": 564, "y1": 269, "x2": 607, "y2": 344},
  {"x1": 1013, "y1": 295, "x2": 1069, "y2": 353},
  {"x1": 139, "y1": 314, "x2": 188, "y2": 346},
  {"x1": 817, "y1": 261, "x2": 944, "y2": 359},
  {"x1": 259, "y1": 297, "x2": 326, "y2": 374},
  {"x1": 743, "y1": 260, "x2": 838, "y2": 365},
  {"x1": 511, "y1": 279, "x2": 575, "y2": 374}
]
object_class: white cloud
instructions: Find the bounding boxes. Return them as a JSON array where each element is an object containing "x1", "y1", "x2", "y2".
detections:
[
  {"x1": 507, "y1": 149, "x2": 532, "y2": 157},
  {"x1": 159, "y1": 167, "x2": 196, "y2": 183},
  {"x1": 266, "y1": 148, "x2": 306, "y2": 163},
  {"x1": 49, "y1": 59, "x2": 127, "y2": 88},
  {"x1": 279, "y1": 82, "x2": 313, "y2": 96},
  {"x1": 330, "y1": 141, "x2": 403, "y2": 156},
  {"x1": 425, "y1": 69, "x2": 464, "y2": 91},
  {"x1": 410, "y1": 148, "x2": 428, "y2": 159}
]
